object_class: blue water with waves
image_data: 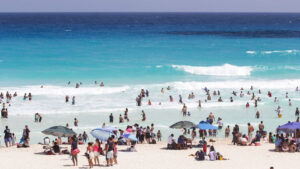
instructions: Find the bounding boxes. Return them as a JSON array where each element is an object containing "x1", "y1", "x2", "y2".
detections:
[
  {"x1": 2, "y1": 13, "x2": 300, "y2": 143},
  {"x1": 1, "y1": 13, "x2": 300, "y2": 86}
]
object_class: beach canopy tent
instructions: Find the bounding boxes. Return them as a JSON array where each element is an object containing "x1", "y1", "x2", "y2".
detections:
[
  {"x1": 122, "y1": 133, "x2": 138, "y2": 141},
  {"x1": 277, "y1": 122, "x2": 300, "y2": 133},
  {"x1": 91, "y1": 128, "x2": 116, "y2": 141},
  {"x1": 42, "y1": 126, "x2": 76, "y2": 137},
  {"x1": 198, "y1": 121, "x2": 218, "y2": 130},
  {"x1": 170, "y1": 121, "x2": 197, "y2": 129}
]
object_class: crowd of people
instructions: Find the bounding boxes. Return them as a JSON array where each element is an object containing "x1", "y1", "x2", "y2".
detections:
[{"x1": 1, "y1": 81, "x2": 300, "y2": 169}]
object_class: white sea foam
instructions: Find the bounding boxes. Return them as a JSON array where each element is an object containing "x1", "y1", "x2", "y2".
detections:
[
  {"x1": 246, "y1": 51, "x2": 256, "y2": 54},
  {"x1": 172, "y1": 64, "x2": 253, "y2": 76},
  {"x1": 1, "y1": 78, "x2": 300, "y2": 116},
  {"x1": 246, "y1": 49, "x2": 299, "y2": 55},
  {"x1": 172, "y1": 79, "x2": 300, "y2": 90},
  {"x1": 262, "y1": 50, "x2": 299, "y2": 54},
  {"x1": 0, "y1": 85, "x2": 129, "y2": 96},
  {"x1": 156, "y1": 65, "x2": 163, "y2": 68}
]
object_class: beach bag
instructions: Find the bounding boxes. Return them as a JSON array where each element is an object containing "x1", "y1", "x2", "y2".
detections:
[{"x1": 72, "y1": 148, "x2": 80, "y2": 155}]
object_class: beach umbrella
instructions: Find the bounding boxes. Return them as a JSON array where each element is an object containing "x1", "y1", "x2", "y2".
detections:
[
  {"x1": 104, "y1": 126, "x2": 118, "y2": 132},
  {"x1": 90, "y1": 128, "x2": 115, "y2": 141},
  {"x1": 122, "y1": 133, "x2": 138, "y2": 141},
  {"x1": 170, "y1": 121, "x2": 197, "y2": 129},
  {"x1": 277, "y1": 122, "x2": 300, "y2": 133},
  {"x1": 197, "y1": 121, "x2": 218, "y2": 130},
  {"x1": 42, "y1": 126, "x2": 76, "y2": 137},
  {"x1": 126, "y1": 128, "x2": 135, "y2": 132}
]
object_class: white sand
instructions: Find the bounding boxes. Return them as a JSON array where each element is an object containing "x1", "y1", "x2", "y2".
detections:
[{"x1": 0, "y1": 139, "x2": 298, "y2": 169}]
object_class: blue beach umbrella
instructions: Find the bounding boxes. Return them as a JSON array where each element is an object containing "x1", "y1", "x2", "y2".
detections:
[
  {"x1": 122, "y1": 133, "x2": 138, "y2": 141},
  {"x1": 198, "y1": 121, "x2": 218, "y2": 130},
  {"x1": 90, "y1": 128, "x2": 116, "y2": 141}
]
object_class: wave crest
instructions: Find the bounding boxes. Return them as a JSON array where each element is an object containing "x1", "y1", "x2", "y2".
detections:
[{"x1": 172, "y1": 64, "x2": 252, "y2": 76}]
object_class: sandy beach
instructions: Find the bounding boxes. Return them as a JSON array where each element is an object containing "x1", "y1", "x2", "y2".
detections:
[{"x1": 0, "y1": 139, "x2": 298, "y2": 169}]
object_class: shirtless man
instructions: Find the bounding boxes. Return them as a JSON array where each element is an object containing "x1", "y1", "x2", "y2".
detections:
[
  {"x1": 182, "y1": 104, "x2": 187, "y2": 116},
  {"x1": 208, "y1": 112, "x2": 215, "y2": 124},
  {"x1": 248, "y1": 123, "x2": 254, "y2": 143},
  {"x1": 258, "y1": 121, "x2": 264, "y2": 135}
]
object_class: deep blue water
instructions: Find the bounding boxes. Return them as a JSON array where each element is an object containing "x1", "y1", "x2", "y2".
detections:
[{"x1": 1, "y1": 13, "x2": 300, "y2": 86}]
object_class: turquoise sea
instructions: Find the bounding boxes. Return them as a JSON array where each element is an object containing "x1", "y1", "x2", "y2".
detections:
[{"x1": 0, "y1": 13, "x2": 300, "y2": 143}]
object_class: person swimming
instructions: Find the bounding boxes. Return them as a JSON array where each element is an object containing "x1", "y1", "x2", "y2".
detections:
[{"x1": 246, "y1": 102, "x2": 250, "y2": 108}]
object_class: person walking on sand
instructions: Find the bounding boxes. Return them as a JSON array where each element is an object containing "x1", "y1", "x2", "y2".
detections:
[
  {"x1": 71, "y1": 136, "x2": 78, "y2": 166},
  {"x1": 93, "y1": 139, "x2": 101, "y2": 166},
  {"x1": 4, "y1": 126, "x2": 11, "y2": 147},
  {"x1": 86, "y1": 142, "x2": 94, "y2": 168}
]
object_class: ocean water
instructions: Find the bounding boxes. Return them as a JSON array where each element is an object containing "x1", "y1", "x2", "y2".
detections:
[{"x1": 0, "y1": 13, "x2": 300, "y2": 143}]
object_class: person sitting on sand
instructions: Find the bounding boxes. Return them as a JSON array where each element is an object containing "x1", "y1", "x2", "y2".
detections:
[
  {"x1": 282, "y1": 139, "x2": 289, "y2": 152},
  {"x1": 177, "y1": 135, "x2": 185, "y2": 149},
  {"x1": 167, "y1": 134, "x2": 175, "y2": 149},
  {"x1": 250, "y1": 131, "x2": 261, "y2": 145},
  {"x1": 240, "y1": 135, "x2": 248, "y2": 146},
  {"x1": 52, "y1": 142, "x2": 61, "y2": 154},
  {"x1": 289, "y1": 140, "x2": 296, "y2": 152},
  {"x1": 209, "y1": 146, "x2": 217, "y2": 161},
  {"x1": 195, "y1": 149, "x2": 206, "y2": 161}
]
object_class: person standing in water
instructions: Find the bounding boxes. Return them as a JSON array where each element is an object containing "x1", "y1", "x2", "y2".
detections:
[
  {"x1": 142, "y1": 110, "x2": 146, "y2": 121},
  {"x1": 65, "y1": 95, "x2": 69, "y2": 103},
  {"x1": 295, "y1": 107, "x2": 300, "y2": 117},
  {"x1": 179, "y1": 95, "x2": 183, "y2": 104},
  {"x1": 109, "y1": 113, "x2": 114, "y2": 123},
  {"x1": 198, "y1": 100, "x2": 201, "y2": 108},
  {"x1": 74, "y1": 118, "x2": 78, "y2": 127},
  {"x1": 72, "y1": 96, "x2": 75, "y2": 105},
  {"x1": 182, "y1": 104, "x2": 187, "y2": 116},
  {"x1": 256, "y1": 111, "x2": 260, "y2": 119}
]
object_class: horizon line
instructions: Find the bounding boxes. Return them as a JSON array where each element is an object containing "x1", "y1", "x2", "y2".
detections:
[{"x1": 0, "y1": 11, "x2": 300, "y2": 14}]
